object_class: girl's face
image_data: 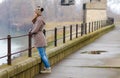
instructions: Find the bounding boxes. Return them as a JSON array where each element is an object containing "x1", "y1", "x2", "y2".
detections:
[{"x1": 34, "y1": 9, "x2": 41, "y2": 16}]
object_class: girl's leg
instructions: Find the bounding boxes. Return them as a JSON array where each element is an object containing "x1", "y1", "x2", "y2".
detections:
[{"x1": 37, "y1": 47, "x2": 50, "y2": 68}]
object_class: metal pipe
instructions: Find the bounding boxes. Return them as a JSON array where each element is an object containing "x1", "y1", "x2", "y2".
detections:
[
  {"x1": 28, "y1": 32, "x2": 32, "y2": 57},
  {"x1": 7, "y1": 35, "x2": 11, "y2": 65},
  {"x1": 63, "y1": 26, "x2": 66, "y2": 43},
  {"x1": 54, "y1": 28, "x2": 57, "y2": 47}
]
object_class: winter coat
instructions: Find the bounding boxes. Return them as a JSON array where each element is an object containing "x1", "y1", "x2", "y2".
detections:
[{"x1": 31, "y1": 16, "x2": 47, "y2": 47}]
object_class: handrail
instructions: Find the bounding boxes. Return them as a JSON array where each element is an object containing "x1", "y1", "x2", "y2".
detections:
[
  {"x1": 0, "y1": 38, "x2": 7, "y2": 40},
  {"x1": 0, "y1": 20, "x2": 114, "y2": 65},
  {"x1": 11, "y1": 34, "x2": 28, "y2": 39}
]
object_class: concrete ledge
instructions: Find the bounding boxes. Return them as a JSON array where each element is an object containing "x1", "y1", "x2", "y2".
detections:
[
  {"x1": 0, "y1": 25, "x2": 115, "y2": 78},
  {"x1": 47, "y1": 25, "x2": 115, "y2": 66}
]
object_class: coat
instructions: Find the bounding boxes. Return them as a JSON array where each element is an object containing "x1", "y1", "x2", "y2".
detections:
[{"x1": 31, "y1": 16, "x2": 47, "y2": 47}]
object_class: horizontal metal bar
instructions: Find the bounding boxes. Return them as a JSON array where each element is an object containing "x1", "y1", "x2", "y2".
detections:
[
  {"x1": 0, "y1": 55, "x2": 8, "y2": 59},
  {"x1": 0, "y1": 20, "x2": 112, "y2": 60},
  {"x1": 11, "y1": 34, "x2": 28, "y2": 39},
  {"x1": 0, "y1": 47, "x2": 34, "y2": 60},
  {"x1": 12, "y1": 47, "x2": 34, "y2": 55},
  {"x1": 0, "y1": 38, "x2": 7, "y2": 40}
]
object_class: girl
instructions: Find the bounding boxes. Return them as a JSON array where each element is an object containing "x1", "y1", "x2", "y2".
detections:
[{"x1": 30, "y1": 6, "x2": 51, "y2": 73}]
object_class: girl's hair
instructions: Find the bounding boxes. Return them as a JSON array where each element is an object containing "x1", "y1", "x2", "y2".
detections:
[
  {"x1": 32, "y1": 16, "x2": 37, "y2": 24},
  {"x1": 41, "y1": 8, "x2": 44, "y2": 12},
  {"x1": 32, "y1": 7, "x2": 44, "y2": 24},
  {"x1": 37, "y1": 6, "x2": 44, "y2": 12}
]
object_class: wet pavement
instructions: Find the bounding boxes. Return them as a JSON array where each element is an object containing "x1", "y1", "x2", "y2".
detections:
[{"x1": 35, "y1": 25, "x2": 120, "y2": 78}]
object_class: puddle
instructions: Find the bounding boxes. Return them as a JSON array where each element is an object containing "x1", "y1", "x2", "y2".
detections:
[{"x1": 81, "y1": 50, "x2": 107, "y2": 54}]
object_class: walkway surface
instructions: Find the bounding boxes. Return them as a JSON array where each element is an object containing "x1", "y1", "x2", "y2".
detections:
[{"x1": 35, "y1": 25, "x2": 120, "y2": 78}]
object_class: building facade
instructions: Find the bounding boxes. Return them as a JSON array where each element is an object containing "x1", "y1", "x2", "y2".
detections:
[{"x1": 84, "y1": 0, "x2": 107, "y2": 23}]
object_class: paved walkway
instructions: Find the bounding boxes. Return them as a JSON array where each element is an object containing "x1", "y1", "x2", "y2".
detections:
[{"x1": 35, "y1": 25, "x2": 120, "y2": 78}]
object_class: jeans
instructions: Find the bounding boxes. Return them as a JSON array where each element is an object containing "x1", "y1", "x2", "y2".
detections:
[{"x1": 37, "y1": 47, "x2": 50, "y2": 68}]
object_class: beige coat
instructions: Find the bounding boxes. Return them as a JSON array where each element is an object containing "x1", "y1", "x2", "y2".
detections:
[{"x1": 31, "y1": 16, "x2": 47, "y2": 47}]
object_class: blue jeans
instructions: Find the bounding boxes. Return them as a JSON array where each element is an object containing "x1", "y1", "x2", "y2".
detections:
[{"x1": 37, "y1": 47, "x2": 50, "y2": 68}]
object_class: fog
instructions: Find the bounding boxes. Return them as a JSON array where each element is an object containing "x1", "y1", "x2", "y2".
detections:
[
  {"x1": 107, "y1": 0, "x2": 120, "y2": 15},
  {"x1": 0, "y1": 0, "x2": 88, "y2": 37}
]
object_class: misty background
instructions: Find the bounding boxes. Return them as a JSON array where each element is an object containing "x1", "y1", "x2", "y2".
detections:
[{"x1": 0, "y1": 0, "x2": 119, "y2": 37}]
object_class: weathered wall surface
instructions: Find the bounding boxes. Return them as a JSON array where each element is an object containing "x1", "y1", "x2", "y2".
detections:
[
  {"x1": 0, "y1": 24, "x2": 115, "y2": 78},
  {"x1": 85, "y1": 0, "x2": 107, "y2": 22},
  {"x1": 86, "y1": 10, "x2": 107, "y2": 22}
]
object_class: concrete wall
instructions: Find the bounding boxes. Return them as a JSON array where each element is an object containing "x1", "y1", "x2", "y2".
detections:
[
  {"x1": 0, "y1": 25, "x2": 115, "y2": 78},
  {"x1": 85, "y1": 0, "x2": 107, "y2": 22},
  {"x1": 86, "y1": 10, "x2": 107, "y2": 22}
]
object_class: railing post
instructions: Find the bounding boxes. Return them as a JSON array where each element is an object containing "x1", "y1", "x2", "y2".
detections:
[
  {"x1": 106, "y1": 20, "x2": 108, "y2": 26},
  {"x1": 76, "y1": 24, "x2": 78, "y2": 38},
  {"x1": 96, "y1": 21, "x2": 98, "y2": 30},
  {"x1": 104, "y1": 20, "x2": 106, "y2": 26},
  {"x1": 96, "y1": 21, "x2": 97, "y2": 30},
  {"x1": 102, "y1": 20, "x2": 104, "y2": 27},
  {"x1": 81, "y1": 24, "x2": 84, "y2": 36},
  {"x1": 99, "y1": 21, "x2": 100, "y2": 29},
  {"x1": 98, "y1": 21, "x2": 100, "y2": 29},
  {"x1": 28, "y1": 32, "x2": 32, "y2": 57},
  {"x1": 89, "y1": 22, "x2": 91, "y2": 33},
  {"x1": 94, "y1": 21, "x2": 96, "y2": 31},
  {"x1": 98, "y1": 21, "x2": 99, "y2": 29},
  {"x1": 70, "y1": 25, "x2": 72, "y2": 40},
  {"x1": 103, "y1": 20, "x2": 105, "y2": 27},
  {"x1": 85, "y1": 23, "x2": 87, "y2": 34},
  {"x1": 7, "y1": 35, "x2": 11, "y2": 65},
  {"x1": 54, "y1": 28, "x2": 57, "y2": 47},
  {"x1": 100, "y1": 20, "x2": 101, "y2": 28},
  {"x1": 92, "y1": 22, "x2": 93, "y2": 32},
  {"x1": 106, "y1": 20, "x2": 107, "y2": 26},
  {"x1": 104, "y1": 20, "x2": 105, "y2": 27},
  {"x1": 43, "y1": 29, "x2": 46, "y2": 36},
  {"x1": 63, "y1": 26, "x2": 66, "y2": 43},
  {"x1": 101, "y1": 20, "x2": 103, "y2": 27}
]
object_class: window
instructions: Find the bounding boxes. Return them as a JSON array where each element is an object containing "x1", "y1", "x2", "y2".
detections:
[
  {"x1": 61, "y1": 0, "x2": 75, "y2": 6},
  {"x1": 90, "y1": 0, "x2": 101, "y2": 2}
]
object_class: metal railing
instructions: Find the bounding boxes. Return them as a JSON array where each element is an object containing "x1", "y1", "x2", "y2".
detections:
[{"x1": 0, "y1": 20, "x2": 113, "y2": 65}]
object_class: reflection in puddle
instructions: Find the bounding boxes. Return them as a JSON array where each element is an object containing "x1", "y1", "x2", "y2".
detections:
[{"x1": 81, "y1": 50, "x2": 107, "y2": 54}]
